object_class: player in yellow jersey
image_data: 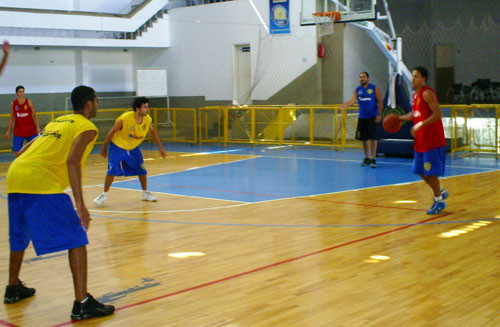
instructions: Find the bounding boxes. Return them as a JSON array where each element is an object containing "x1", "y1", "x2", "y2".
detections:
[
  {"x1": 93, "y1": 97, "x2": 167, "y2": 206},
  {"x1": 4, "y1": 86, "x2": 115, "y2": 321}
]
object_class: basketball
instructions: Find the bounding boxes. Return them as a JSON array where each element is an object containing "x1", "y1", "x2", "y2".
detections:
[{"x1": 383, "y1": 114, "x2": 402, "y2": 133}]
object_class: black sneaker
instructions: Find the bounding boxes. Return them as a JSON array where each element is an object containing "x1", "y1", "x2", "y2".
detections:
[
  {"x1": 71, "y1": 293, "x2": 115, "y2": 321},
  {"x1": 371, "y1": 159, "x2": 377, "y2": 168},
  {"x1": 4, "y1": 280, "x2": 36, "y2": 304},
  {"x1": 361, "y1": 158, "x2": 371, "y2": 166}
]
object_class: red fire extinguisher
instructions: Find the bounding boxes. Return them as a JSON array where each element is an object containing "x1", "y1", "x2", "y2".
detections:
[{"x1": 318, "y1": 43, "x2": 325, "y2": 58}]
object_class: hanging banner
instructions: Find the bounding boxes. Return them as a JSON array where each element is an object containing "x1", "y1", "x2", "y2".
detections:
[{"x1": 269, "y1": 0, "x2": 290, "y2": 34}]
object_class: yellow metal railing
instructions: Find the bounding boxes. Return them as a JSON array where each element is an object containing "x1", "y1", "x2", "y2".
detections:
[
  {"x1": 200, "y1": 104, "x2": 500, "y2": 156},
  {"x1": 199, "y1": 105, "x2": 362, "y2": 149},
  {"x1": 3, "y1": 104, "x2": 500, "y2": 156},
  {"x1": 0, "y1": 108, "x2": 197, "y2": 153},
  {"x1": 448, "y1": 104, "x2": 500, "y2": 157}
]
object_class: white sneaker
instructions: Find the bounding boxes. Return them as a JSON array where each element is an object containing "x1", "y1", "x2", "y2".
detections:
[
  {"x1": 93, "y1": 193, "x2": 107, "y2": 206},
  {"x1": 141, "y1": 191, "x2": 157, "y2": 202}
]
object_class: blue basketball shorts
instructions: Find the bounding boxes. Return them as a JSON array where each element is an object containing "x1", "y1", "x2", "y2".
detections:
[
  {"x1": 412, "y1": 146, "x2": 446, "y2": 177},
  {"x1": 8, "y1": 193, "x2": 89, "y2": 256},
  {"x1": 107, "y1": 141, "x2": 147, "y2": 176},
  {"x1": 12, "y1": 134, "x2": 38, "y2": 152}
]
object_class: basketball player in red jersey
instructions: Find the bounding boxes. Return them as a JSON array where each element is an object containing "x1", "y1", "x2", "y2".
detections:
[
  {"x1": 399, "y1": 67, "x2": 448, "y2": 214},
  {"x1": 4, "y1": 85, "x2": 41, "y2": 157},
  {"x1": 0, "y1": 41, "x2": 9, "y2": 74}
]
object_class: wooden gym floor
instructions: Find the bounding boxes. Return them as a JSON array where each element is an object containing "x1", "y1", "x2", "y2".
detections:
[{"x1": 1, "y1": 143, "x2": 499, "y2": 327}]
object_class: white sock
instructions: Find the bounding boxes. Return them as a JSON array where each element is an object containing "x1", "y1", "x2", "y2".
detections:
[
  {"x1": 102, "y1": 192, "x2": 108, "y2": 195},
  {"x1": 434, "y1": 195, "x2": 443, "y2": 202},
  {"x1": 80, "y1": 296, "x2": 89, "y2": 304}
]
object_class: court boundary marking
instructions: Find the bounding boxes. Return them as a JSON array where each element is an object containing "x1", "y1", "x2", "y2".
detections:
[
  {"x1": 47, "y1": 212, "x2": 451, "y2": 327},
  {"x1": 87, "y1": 169, "x2": 498, "y2": 214}
]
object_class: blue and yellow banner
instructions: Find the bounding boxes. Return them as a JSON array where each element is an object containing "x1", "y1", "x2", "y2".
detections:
[{"x1": 269, "y1": 0, "x2": 290, "y2": 34}]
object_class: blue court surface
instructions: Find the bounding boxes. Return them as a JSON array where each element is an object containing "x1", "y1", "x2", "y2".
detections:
[{"x1": 112, "y1": 143, "x2": 500, "y2": 203}]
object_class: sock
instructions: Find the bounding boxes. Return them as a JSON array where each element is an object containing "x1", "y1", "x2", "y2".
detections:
[
  {"x1": 80, "y1": 296, "x2": 89, "y2": 304},
  {"x1": 434, "y1": 195, "x2": 443, "y2": 202},
  {"x1": 102, "y1": 192, "x2": 108, "y2": 195}
]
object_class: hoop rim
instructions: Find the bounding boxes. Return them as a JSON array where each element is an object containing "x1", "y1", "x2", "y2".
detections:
[{"x1": 312, "y1": 11, "x2": 341, "y2": 21}]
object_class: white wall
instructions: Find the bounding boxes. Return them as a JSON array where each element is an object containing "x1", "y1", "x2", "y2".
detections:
[
  {"x1": 0, "y1": 0, "x2": 132, "y2": 13},
  {"x1": 82, "y1": 49, "x2": 135, "y2": 92},
  {"x1": 165, "y1": 0, "x2": 316, "y2": 100},
  {"x1": 0, "y1": 47, "x2": 135, "y2": 94},
  {"x1": 0, "y1": 0, "x2": 317, "y2": 102},
  {"x1": 0, "y1": 0, "x2": 169, "y2": 33},
  {"x1": 0, "y1": 48, "x2": 77, "y2": 94},
  {"x1": 343, "y1": 25, "x2": 388, "y2": 101}
]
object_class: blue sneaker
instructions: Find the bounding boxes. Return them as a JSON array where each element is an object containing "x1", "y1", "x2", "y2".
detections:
[
  {"x1": 427, "y1": 201, "x2": 446, "y2": 215},
  {"x1": 440, "y1": 189, "x2": 448, "y2": 200}
]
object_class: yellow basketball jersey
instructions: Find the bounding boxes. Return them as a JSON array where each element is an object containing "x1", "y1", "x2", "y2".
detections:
[
  {"x1": 111, "y1": 111, "x2": 152, "y2": 151},
  {"x1": 7, "y1": 114, "x2": 98, "y2": 194}
]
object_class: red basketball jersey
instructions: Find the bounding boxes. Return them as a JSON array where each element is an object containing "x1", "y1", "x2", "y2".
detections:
[
  {"x1": 411, "y1": 85, "x2": 446, "y2": 152},
  {"x1": 13, "y1": 98, "x2": 38, "y2": 137}
]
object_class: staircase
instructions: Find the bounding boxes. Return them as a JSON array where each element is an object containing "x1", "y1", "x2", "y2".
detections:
[{"x1": 0, "y1": 0, "x2": 170, "y2": 48}]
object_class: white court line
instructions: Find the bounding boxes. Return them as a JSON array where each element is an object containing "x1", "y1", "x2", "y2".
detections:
[
  {"x1": 89, "y1": 202, "x2": 249, "y2": 214},
  {"x1": 148, "y1": 147, "x2": 499, "y2": 171},
  {"x1": 82, "y1": 156, "x2": 259, "y2": 190},
  {"x1": 81, "y1": 151, "x2": 500, "y2": 214},
  {"x1": 86, "y1": 169, "x2": 495, "y2": 214},
  {"x1": 224, "y1": 168, "x2": 498, "y2": 206},
  {"x1": 261, "y1": 154, "x2": 495, "y2": 170},
  {"x1": 108, "y1": 185, "x2": 251, "y2": 204}
]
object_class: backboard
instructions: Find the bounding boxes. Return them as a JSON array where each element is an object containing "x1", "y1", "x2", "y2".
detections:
[{"x1": 301, "y1": 0, "x2": 377, "y2": 25}]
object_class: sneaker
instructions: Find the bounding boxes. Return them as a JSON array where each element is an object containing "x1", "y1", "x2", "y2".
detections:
[
  {"x1": 4, "y1": 280, "x2": 36, "y2": 304},
  {"x1": 441, "y1": 189, "x2": 449, "y2": 200},
  {"x1": 427, "y1": 200, "x2": 446, "y2": 215},
  {"x1": 141, "y1": 191, "x2": 157, "y2": 202},
  {"x1": 71, "y1": 293, "x2": 115, "y2": 321},
  {"x1": 93, "y1": 193, "x2": 107, "y2": 206},
  {"x1": 361, "y1": 158, "x2": 371, "y2": 166},
  {"x1": 371, "y1": 159, "x2": 377, "y2": 168}
]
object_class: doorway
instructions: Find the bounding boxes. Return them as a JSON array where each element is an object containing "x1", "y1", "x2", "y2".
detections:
[
  {"x1": 232, "y1": 44, "x2": 252, "y2": 105},
  {"x1": 434, "y1": 44, "x2": 455, "y2": 103}
]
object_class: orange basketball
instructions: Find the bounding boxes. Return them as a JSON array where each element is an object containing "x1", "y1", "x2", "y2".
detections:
[{"x1": 383, "y1": 114, "x2": 402, "y2": 133}]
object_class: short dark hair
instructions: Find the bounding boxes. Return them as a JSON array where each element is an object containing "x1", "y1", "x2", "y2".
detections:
[
  {"x1": 360, "y1": 72, "x2": 369, "y2": 78},
  {"x1": 71, "y1": 85, "x2": 96, "y2": 112},
  {"x1": 413, "y1": 66, "x2": 428, "y2": 80},
  {"x1": 133, "y1": 97, "x2": 149, "y2": 111},
  {"x1": 15, "y1": 85, "x2": 24, "y2": 93}
]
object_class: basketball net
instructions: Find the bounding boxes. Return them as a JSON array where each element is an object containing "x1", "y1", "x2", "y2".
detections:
[{"x1": 312, "y1": 11, "x2": 341, "y2": 37}]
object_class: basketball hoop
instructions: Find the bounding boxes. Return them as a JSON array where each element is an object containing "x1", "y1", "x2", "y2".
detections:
[{"x1": 312, "y1": 11, "x2": 341, "y2": 37}]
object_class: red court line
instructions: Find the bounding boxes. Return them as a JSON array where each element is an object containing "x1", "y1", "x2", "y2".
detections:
[
  {"x1": 49, "y1": 212, "x2": 450, "y2": 327},
  {"x1": 0, "y1": 320, "x2": 18, "y2": 327}
]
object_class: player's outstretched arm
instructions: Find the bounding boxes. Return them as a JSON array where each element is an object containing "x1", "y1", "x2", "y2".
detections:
[
  {"x1": 29, "y1": 100, "x2": 41, "y2": 133},
  {"x1": 375, "y1": 86, "x2": 383, "y2": 122},
  {"x1": 341, "y1": 90, "x2": 358, "y2": 109},
  {"x1": 410, "y1": 90, "x2": 442, "y2": 137},
  {"x1": 99, "y1": 119, "x2": 123, "y2": 158},
  {"x1": 421, "y1": 90, "x2": 442, "y2": 125},
  {"x1": 399, "y1": 112, "x2": 413, "y2": 121},
  {"x1": 149, "y1": 125, "x2": 166, "y2": 158},
  {"x1": 67, "y1": 130, "x2": 98, "y2": 230},
  {"x1": 0, "y1": 41, "x2": 9, "y2": 75},
  {"x1": 4, "y1": 102, "x2": 14, "y2": 140}
]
